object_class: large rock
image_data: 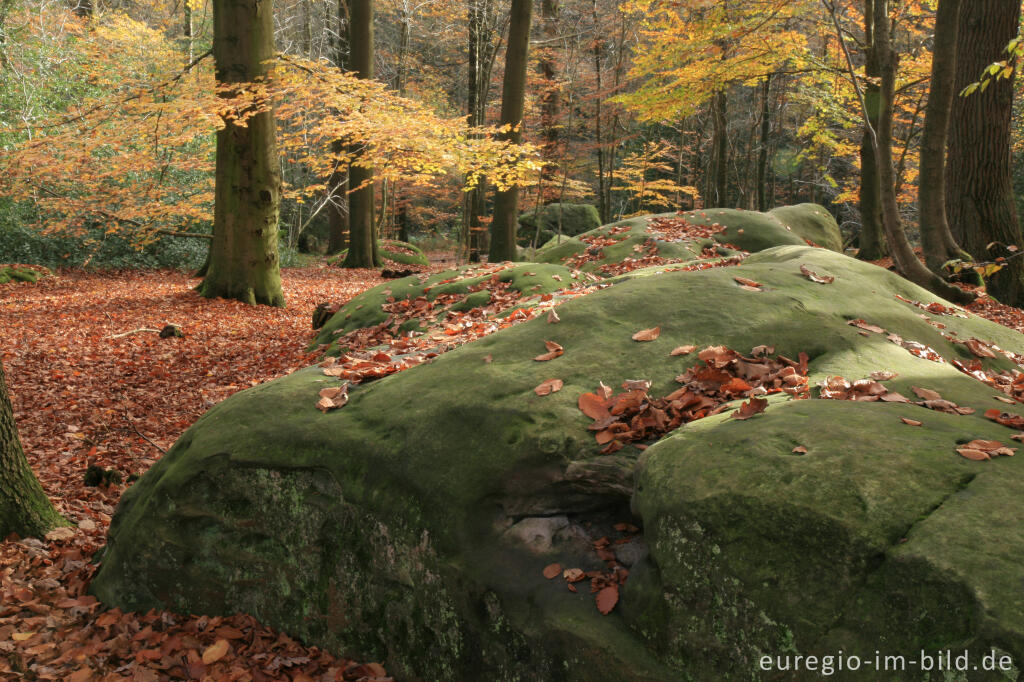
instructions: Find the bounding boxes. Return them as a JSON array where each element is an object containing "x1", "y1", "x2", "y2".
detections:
[
  {"x1": 92, "y1": 246, "x2": 1024, "y2": 680},
  {"x1": 518, "y1": 203, "x2": 602, "y2": 246},
  {"x1": 769, "y1": 203, "x2": 844, "y2": 252}
]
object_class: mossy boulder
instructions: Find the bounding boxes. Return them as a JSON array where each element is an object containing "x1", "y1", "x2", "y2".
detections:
[
  {"x1": 328, "y1": 239, "x2": 429, "y2": 268},
  {"x1": 769, "y1": 203, "x2": 844, "y2": 252},
  {"x1": 93, "y1": 246, "x2": 1024, "y2": 679},
  {"x1": 518, "y1": 203, "x2": 602, "y2": 247}
]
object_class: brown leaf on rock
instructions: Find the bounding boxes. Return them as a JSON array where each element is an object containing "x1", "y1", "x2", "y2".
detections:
[
  {"x1": 957, "y1": 448, "x2": 990, "y2": 461},
  {"x1": 595, "y1": 585, "x2": 619, "y2": 615},
  {"x1": 547, "y1": 308, "x2": 560, "y2": 324},
  {"x1": 792, "y1": 445, "x2": 808, "y2": 454},
  {"x1": 965, "y1": 338, "x2": 997, "y2": 358},
  {"x1": 733, "y1": 276, "x2": 762, "y2": 288},
  {"x1": 799, "y1": 265, "x2": 834, "y2": 284},
  {"x1": 542, "y1": 563, "x2": 562, "y2": 580},
  {"x1": 597, "y1": 382, "x2": 613, "y2": 400},
  {"x1": 986, "y1": 408, "x2": 1024, "y2": 429},
  {"x1": 900, "y1": 417, "x2": 922, "y2": 426},
  {"x1": 847, "y1": 319, "x2": 886, "y2": 334},
  {"x1": 579, "y1": 393, "x2": 611, "y2": 420},
  {"x1": 632, "y1": 326, "x2": 661, "y2": 342},
  {"x1": 732, "y1": 396, "x2": 768, "y2": 420},
  {"x1": 534, "y1": 379, "x2": 564, "y2": 396},
  {"x1": 563, "y1": 568, "x2": 586, "y2": 583},
  {"x1": 870, "y1": 370, "x2": 897, "y2": 381},
  {"x1": 911, "y1": 386, "x2": 942, "y2": 401},
  {"x1": 621, "y1": 379, "x2": 652, "y2": 391},
  {"x1": 671, "y1": 345, "x2": 697, "y2": 356}
]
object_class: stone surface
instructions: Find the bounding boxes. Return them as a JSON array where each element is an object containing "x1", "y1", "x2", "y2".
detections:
[{"x1": 93, "y1": 245, "x2": 1024, "y2": 680}]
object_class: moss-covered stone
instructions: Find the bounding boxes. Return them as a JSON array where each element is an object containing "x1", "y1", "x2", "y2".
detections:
[
  {"x1": 769, "y1": 203, "x2": 844, "y2": 252},
  {"x1": 94, "y1": 246, "x2": 1024, "y2": 679},
  {"x1": 518, "y1": 203, "x2": 602, "y2": 247},
  {"x1": 328, "y1": 239, "x2": 430, "y2": 268}
]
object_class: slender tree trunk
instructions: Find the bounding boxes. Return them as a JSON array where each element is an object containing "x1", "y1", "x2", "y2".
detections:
[
  {"x1": 200, "y1": 0, "x2": 285, "y2": 306},
  {"x1": 712, "y1": 89, "x2": 728, "y2": 206},
  {"x1": 0, "y1": 361, "x2": 66, "y2": 538},
  {"x1": 757, "y1": 75, "x2": 772, "y2": 212},
  {"x1": 592, "y1": 0, "x2": 608, "y2": 223},
  {"x1": 342, "y1": 0, "x2": 379, "y2": 268},
  {"x1": 918, "y1": 0, "x2": 967, "y2": 273},
  {"x1": 488, "y1": 0, "x2": 533, "y2": 262},
  {"x1": 947, "y1": 0, "x2": 1023, "y2": 305},
  {"x1": 327, "y1": 0, "x2": 349, "y2": 254},
  {"x1": 538, "y1": 0, "x2": 560, "y2": 184},
  {"x1": 872, "y1": 0, "x2": 972, "y2": 304},
  {"x1": 857, "y1": 0, "x2": 886, "y2": 260}
]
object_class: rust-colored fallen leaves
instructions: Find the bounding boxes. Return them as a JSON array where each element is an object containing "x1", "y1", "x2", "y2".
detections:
[
  {"x1": 1, "y1": 265, "x2": 399, "y2": 680},
  {"x1": 539, "y1": 525, "x2": 639, "y2": 616},
  {"x1": 576, "y1": 346, "x2": 810, "y2": 452}
]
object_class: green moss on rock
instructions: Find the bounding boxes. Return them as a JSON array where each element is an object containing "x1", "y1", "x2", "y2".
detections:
[{"x1": 94, "y1": 246, "x2": 1024, "y2": 679}]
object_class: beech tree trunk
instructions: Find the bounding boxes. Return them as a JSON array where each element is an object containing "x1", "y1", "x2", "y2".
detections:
[
  {"x1": 342, "y1": 0, "x2": 379, "y2": 268},
  {"x1": 857, "y1": 0, "x2": 886, "y2": 260},
  {"x1": 712, "y1": 89, "x2": 728, "y2": 206},
  {"x1": 538, "y1": 0, "x2": 560, "y2": 184},
  {"x1": 946, "y1": 0, "x2": 1023, "y2": 305},
  {"x1": 918, "y1": 0, "x2": 966, "y2": 273},
  {"x1": 327, "y1": 0, "x2": 349, "y2": 255},
  {"x1": 757, "y1": 75, "x2": 772, "y2": 212},
  {"x1": 0, "y1": 361, "x2": 65, "y2": 538},
  {"x1": 872, "y1": 0, "x2": 972, "y2": 304},
  {"x1": 200, "y1": 0, "x2": 285, "y2": 306},
  {"x1": 488, "y1": 0, "x2": 533, "y2": 262}
]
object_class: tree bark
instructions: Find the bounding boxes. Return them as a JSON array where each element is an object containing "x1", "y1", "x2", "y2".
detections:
[
  {"x1": 712, "y1": 89, "x2": 728, "y2": 206},
  {"x1": 488, "y1": 0, "x2": 533, "y2": 262},
  {"x1": 857, "y1": 0, "x2": 886, "y2": 260},
  {"x1": 918, "y1": 0, "x2": 967, "y2": 273},
  {"x1": 327, "y1": 0, "x2": 349, "y2": 254},
  {"x1": 200, "y1": 0, "x2": 285, "y2": 306},
  {"x1": 872, "y1": 0, "x2": 972, "y2": 304},
  {"x1": 342, "y1": 0, "x2": 379, "y2": 268},
  {"x1": 0, "y1": 361, "x2": 65, "y2": 538},
  {"x1": 538, "y1": 0, "x2": 560, "y2": 184},
  {"x1": 946, "y1": 0, "x2": 1023, "y2": 305},
  {"x1": 757, "y1": 75, "x2": 772, "y2": 212}
]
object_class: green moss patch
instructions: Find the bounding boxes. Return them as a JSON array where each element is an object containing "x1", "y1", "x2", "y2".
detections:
[
  {"x1": 328, "y1": 239, "x2": 430, "y2": 268},
  {"x1": 95, "y1": 246, "x2": 1024, "y2": 679},
  {"x1": 0, "y1": 265, "x2": 49, "y2": 284}
]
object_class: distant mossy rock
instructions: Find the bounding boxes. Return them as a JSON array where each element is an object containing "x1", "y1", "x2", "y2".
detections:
[
  {"x1": 0, "y1": 265, "x2": 48, "y2": 284},
  {"x1": 517, "y1": 203, "x2": 602, "y2": 246},
  {"x1": 310, "y1": 262, "x2": 583, "y2": 354},
  {"x1": 328, "y1": 239, "x2": 429, "y2": 268},
  {"x1": 769, "y1": 203, "x2": 843, "y2": 252},
  {"x1": 92, "y1": 246, "x2": 1024, "y2": 680},
  {"x1": 534, "y1": 205, "x2": 839, "y2": 274}
]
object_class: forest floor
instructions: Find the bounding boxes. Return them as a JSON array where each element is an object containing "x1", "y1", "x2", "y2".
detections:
[{"x1": 1, "y1": 255, "x2": 1023, "y2": 681}]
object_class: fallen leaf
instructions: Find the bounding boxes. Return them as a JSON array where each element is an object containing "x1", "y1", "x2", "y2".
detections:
[
  {"x1": 632, "y1": 326, "x2": 661, "y2": 342},
  {"x1": 870, "y1": 371, "x2": 897, "y2": 381},
  {"x1": 563, "y1": 568, "x2": 585, "y2": 583},
  {"x1": 670, "y1": 345, "x2": 696, "y2": 356},
  {"x1": 847, "y1": 319, "x2": 885, "y2": 334},
  {"x1": 547, "y1": 308, "x2": 560, "y2": 324},
  {"x1": 732, "y1": 396, "x2": 768, "y2": 420},
  {"x1": 201, "y1": 639, "x2": 230, "y2": 665},
  {"x1": 911, "y1": 386, "x2": 942, "y2": 401},
  {"x1": 956, "y1": 448, "x2": 990, "y2": 461},
  {"x1": 733, "y1": 276, "x2": 761, "y2": 288},
  {"x1": 792, "y1": 445, "x2": 808, "y2": 454},
  {"x1": 965, "y1": 338, "x2": 997, "y2": 358},
  {"x1": 900, "y1": 417, "x2": 922, "y2": 426},
  {"x1": 542, "y1": 563, "x2": 562, "y2": 579},
  {"x1": 483, "y1": 354, "x2": 493, "y2": 364},
  {"x1": 534, "y1": 379, "x2": 564, "y2": 396},
  {"x1": 595, "y1": 585, "x2": 619, "y2": 615},
  {"x1": 44, "y1": 527, "x2": 75, "y2": 541},
  {"x1": 799, "y1": 265, "x2": 834, "y2": 284},
  {"x1": 579, "y1": 393, "x2": 610, "y2": 420}
]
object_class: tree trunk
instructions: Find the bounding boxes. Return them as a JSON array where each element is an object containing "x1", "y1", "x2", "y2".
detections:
[
  {"x1": 327, "y1": 0, "x2": 349, "y2": 254},
  {"x1": 947, "y1": 0, "x2": 1023, "y2": 305},
  {"x1": 488, "y1": 0, "x2": 533, "y2": 262},
  {"x1": 342, "y1": 0, "x2": 379, "y2": 268},
  {"x1": 465, "y1": 0, "x2": 487, "y2": 261},
  {"x1": 712, "y1": 89, "x2": 728, "y2": 206},
  {"x1": 872, "y1": 0, "x2": 972, "y2": 304},
  {"x1": 538, "y1": 0, "x2": 560, "y2": 184},
  {"x1": 0, "y1": 361, "x2": 65, "y2": 538},
  {"x1": 857, "y1": 0, "x2": 886, "y2": 260},
  {"x1": 918, "y1": 0, "x2": 967, "y2": 273},
  {"x1": 200, "y1": 0, "x2": 285, "y2": 306},
  {"x1": 757, "y1": 75, "x2": 772, "y2": 212}
]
